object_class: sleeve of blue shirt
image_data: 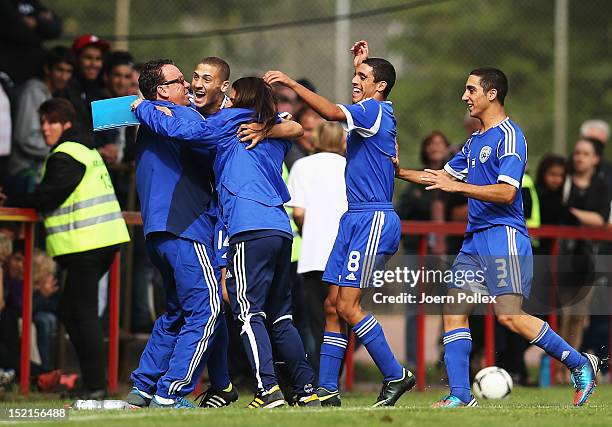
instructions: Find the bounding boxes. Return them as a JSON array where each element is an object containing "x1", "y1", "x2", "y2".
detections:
[
  {"x1": 135, "y1": 101, "x2": 220, "y2": 148},
  {"x1": 336, "y1": 98, "x2": 382, "y2": 137},
  {"x1": 497, "y1": 131, "x2": 527, "y2": 189},
  {"x1": 444, "y1": 140, "x2": 470, "y2": 181}
]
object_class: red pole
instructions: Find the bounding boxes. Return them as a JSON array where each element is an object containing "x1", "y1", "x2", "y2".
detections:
[
  {"x1": 108, "y1": 251, "x2": 121, "y2": 393},
  {"x1": 19, "y1": 223, "x2": 34, "y2": 395},
  {"x1": 548, "y1": 239, "x2": 559, "y2": 385},
  {"x1": 416, "y1": 235, "x2": 427, "y2": 391},
  {"x1": 484, "y1": 305, "x2": 495, "y2": 366},
  {"x1": 344, "y1": 332, "x2": 355, "y2": 391}
]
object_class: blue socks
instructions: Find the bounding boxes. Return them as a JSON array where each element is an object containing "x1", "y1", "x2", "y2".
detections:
[
  {"x1": 353, "y1": 314, "x2": 403, "y2": 381},
  {"x1": 318, "y1": 332, "x2": 347, "y2": 391},
  {"x1": 443, "y1": 328, "x2": 472, "y2": 403},
  {"x1": 530, "y1": 322, "x2": 587, "y2": 369}
]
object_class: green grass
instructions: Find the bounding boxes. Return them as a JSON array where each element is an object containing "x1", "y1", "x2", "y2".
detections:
[{"x1": 0, "y1": 386, "x2": 610, "y2": 427}]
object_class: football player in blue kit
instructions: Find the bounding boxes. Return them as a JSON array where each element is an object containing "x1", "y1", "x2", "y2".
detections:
[
  {"x1": 264, "y1": 40, "x2": 416, "y2": 407},
  {"x1": 395, "y1": 68, "x2": 603, "y2": 408}
]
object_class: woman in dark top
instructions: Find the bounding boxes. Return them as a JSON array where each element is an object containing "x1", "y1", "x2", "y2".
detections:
[
  {"x1": 395, "y1": 131, "x2": 450, "y2": 254},
  {"x1": 558, "y1": 138, "x2": 610, "y2": 360},
  {"x1": 536, "y1": 154, "x2": 567, "y2": 227},
  {"x1": 395, "y1": 131, "x2": 451, "y2": 370}
]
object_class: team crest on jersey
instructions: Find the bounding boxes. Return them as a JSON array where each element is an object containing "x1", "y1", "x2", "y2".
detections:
[{"x1": 479, "y1": 146, "x2": 492, "y2": 163}]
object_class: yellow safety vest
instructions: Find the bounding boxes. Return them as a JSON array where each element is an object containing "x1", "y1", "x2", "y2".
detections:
[
  {"x1": 522, "y1": 173, "x2": 541, "y2": 229},
  {"x1": 283, "y1": 163, "x2": 301, "y2": 262},
  {"x1": 41, "y1": 141, "x2": 130, "y2": 257}
]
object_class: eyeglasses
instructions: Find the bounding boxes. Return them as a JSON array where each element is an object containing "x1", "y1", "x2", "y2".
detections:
[{"x1": 158, "y1": 76, "x2": 186, "y2": 87}]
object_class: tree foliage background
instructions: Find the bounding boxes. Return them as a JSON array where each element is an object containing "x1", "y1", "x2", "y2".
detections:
[{"x1": 48, "y1": 0, "x2": 612, "y2": 177}]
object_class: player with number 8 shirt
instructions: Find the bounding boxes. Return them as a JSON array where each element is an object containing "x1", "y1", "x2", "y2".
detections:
[{"x1": 264, "y1": 40, "x2": 426, "y2": 407}]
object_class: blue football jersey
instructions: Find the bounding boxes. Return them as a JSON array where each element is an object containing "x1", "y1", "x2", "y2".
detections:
[
  {"x1": 337, "y1": 98, "x2": 397, "y2": 205},
  {"x1": 444, "y1": 117, "x2": 528, "y2": 236}
]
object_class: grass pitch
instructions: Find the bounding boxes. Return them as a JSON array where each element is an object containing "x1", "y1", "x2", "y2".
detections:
[{"x1": 1, "y1": 385, "x2": 610, "y2": 427}]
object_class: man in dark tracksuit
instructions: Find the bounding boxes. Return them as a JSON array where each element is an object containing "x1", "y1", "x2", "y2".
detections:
[{"x1": 126, "y1": 59, "x2": 232, "y2": 409}]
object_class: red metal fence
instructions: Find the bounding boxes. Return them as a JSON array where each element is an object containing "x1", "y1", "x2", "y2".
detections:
[{"x1": 1, "y1": 207, "x2": 611, "y2": 395}]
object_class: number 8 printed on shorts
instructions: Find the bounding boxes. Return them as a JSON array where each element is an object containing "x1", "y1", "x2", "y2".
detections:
[{"x1": 347, "y1": 250, "x2": 361, "y2": 272}]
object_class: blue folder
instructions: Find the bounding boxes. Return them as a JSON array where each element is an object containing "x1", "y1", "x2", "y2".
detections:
[{"x1": 92, "y1": 95, "x2": 140, "y2": 131}]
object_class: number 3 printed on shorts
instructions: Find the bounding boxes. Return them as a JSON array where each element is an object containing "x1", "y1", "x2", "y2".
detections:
[
  {"x1": 347, "y1": 250, "x2": 361, "y2": 272},
  {"x1": 495, "y1": 258, "x2": 508, "y2": 287}
]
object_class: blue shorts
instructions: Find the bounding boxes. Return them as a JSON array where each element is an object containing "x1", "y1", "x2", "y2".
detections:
[
  {"x1": 323, "y1": 203, "x2": 400, "y2": 288},
  {"x1": 450, "y1": 225, "x2": 533, "y2": 297}
]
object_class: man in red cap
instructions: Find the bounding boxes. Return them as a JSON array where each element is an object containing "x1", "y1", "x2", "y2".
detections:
[{"x1": 61, "y1": 34, "x2": 110, "y2": 139}]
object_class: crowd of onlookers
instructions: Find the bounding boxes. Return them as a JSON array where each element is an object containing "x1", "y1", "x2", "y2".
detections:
[
  {"x1": 0, "y1": 0, "x2": 142, "y2": 394},
  {"x1": 0, "y1": 0, "x2": 610, "y2": 394}
]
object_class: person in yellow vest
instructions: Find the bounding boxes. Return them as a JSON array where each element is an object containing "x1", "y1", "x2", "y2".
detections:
[
  {"x1": 24, "y1": 98, "x2": 129, "y2": 398},
  {"x1": 522, "y1": 172, "x2": 541, "y2": 231}
]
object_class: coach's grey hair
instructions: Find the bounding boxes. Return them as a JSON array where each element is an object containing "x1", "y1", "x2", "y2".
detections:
[{"x1": 580, "y1": 119, "x2": 609, "y2": 142}]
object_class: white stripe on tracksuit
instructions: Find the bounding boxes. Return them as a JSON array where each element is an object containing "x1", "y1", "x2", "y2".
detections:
[
  {"x1": 234, "y1": 242, "x2": 265, "y2": 391},
  {"x1": 360, "y1": 211, "x2": 385, "y2": 288},
  {"x1": 168, "y1": 242, "x2": 221, "y2": 395}
]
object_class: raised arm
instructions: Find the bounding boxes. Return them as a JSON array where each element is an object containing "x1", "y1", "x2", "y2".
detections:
[
  {"x1": 264, "y1": 71, "x2": 346, "y2": 122},
  {"x1": 134, "y1": 100, "x2": 219, "y2": 148}
]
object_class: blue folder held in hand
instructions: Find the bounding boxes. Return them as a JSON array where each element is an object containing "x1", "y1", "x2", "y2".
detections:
[{"x1": 92, "y1": 95, "x2": 140, "y2": 131}]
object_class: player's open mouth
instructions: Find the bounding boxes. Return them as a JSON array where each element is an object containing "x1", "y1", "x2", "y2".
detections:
[
  {"x1": 193, "y1": 90, "x2": 206, "y2": 99},
  {"x1": 352, "y1": 88, "x2": 361, "y2": 96}
]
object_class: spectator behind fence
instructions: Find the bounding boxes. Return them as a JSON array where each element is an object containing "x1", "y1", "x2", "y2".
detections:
[
  {"x1": 97, "y1": 51, "x2": 137, "y2": 208},
  {"x1": 98, "y1": 51, "x2": 135, "y2": 163},
  {"x1": 0, "y1": 72, "x2": 13, "y2": 184},
  {"x1": 285, "y1": 107, "x2": 325, "y2": 170},
  {"x1": 580, "y1": 119, "x2": 611, "y2": 190},
  {"x1": 287, "y1": 121, "x2": 347, "y2": 370},
  {"x1": 557, "y1": 138, "x2": 610, "y2": 362},
  {"x1": 61, "y1": 34, "x2": 109, "y2": 138},
  {"x1": 396, "y1": 131, "x2": 451, "y2": 254},
  {"x1": 536, "y1": 154, "x2": 568, "y2": 227},
  {"x1": 0, "y1": 233, "x2": 12, "y2": 311},
  {"x1": 5, "y1": 47, "x2": 75, "y2": 204},
  {"x1": 0, "y1": 0, "x2": 62, "y2": 85},
  {"x1": 23, "y1": 98, "x2": 129, "y2": 398},
  {"x1": 32, "y1": 249, "x2": 59, "y2": 372},
  {"x1": 530, "y1": 154, "x2": 567, "y2": 309},
  {"x1": 395, "y1": 130, "x2": 451, "y2": 370}
]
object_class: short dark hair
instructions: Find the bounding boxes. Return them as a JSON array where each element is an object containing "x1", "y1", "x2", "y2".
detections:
[
  {"x1": 38, "y1": 98, "x2": 76, "y2": 124},
  {"x1": 199, "y1": 57, "x2": 230, "y2": 81},
  {"x1": 139, "y1": 59, "x2": 173, "y2": 100},
  {"x1": 103, "y1": 51, "x2": 134, "y2": 76},
  {"x1": 363, "y1": 58, "x2": 396, "y2": 98},
  {"x1": 45, "y1": 46, "x2": 76, "y2": 70},
  {"x1": 469, "y1": 68, "x2": 508, "y2": 105}
]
